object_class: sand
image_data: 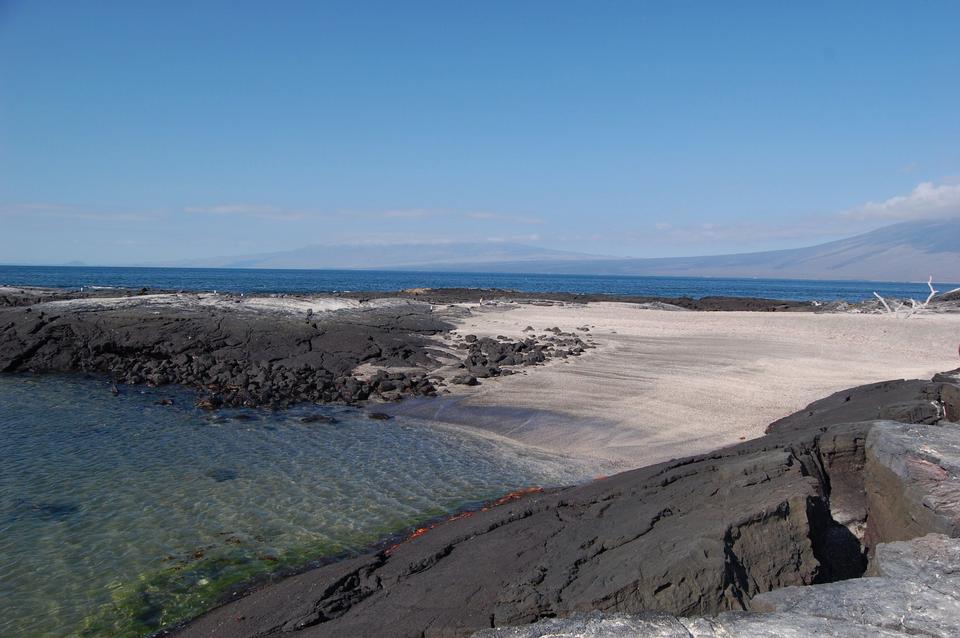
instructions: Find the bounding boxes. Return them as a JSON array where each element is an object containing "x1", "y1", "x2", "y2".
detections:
[{"x1": 441, "y1": 301, "x2": 960, "y2": 467}]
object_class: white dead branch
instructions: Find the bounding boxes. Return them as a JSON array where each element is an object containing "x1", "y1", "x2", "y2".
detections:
[{"x1": 873, "y1": 276, "x2": 939, "y2": 319}]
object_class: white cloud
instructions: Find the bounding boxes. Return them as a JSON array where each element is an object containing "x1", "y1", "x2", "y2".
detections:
[
  {"x1": 845, "y1": 181, "x2": 960, "y2": 221},
  {"x1": 646, "y1": 181, "x2": 960, "y2": 247}
]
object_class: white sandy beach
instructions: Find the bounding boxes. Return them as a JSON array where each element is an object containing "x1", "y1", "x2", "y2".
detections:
[{"x1": 441, "y1": 302, "x2": 960, "y2": 467}]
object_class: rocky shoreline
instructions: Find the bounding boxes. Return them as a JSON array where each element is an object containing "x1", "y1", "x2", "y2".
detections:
[
  {"x1": 172, "y1": 371, "x2": 960, "y2": 638},
  {"x1": 4, "y1": 285, "x2": 960, "y2": 636},
  {"x1": 0, "y1": 287, "x2": 599, "y2": 409},
  {"x1": 0, "y1": 285, "x2": 811, "y2": 410}
]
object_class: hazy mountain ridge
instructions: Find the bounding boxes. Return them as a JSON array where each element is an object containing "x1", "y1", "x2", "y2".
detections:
[
  {"x1": 166, "y1": 242, "x2": 608, "y2": 270},
  {"x1": 393, "y1": 219, "x2": 960, "y2": 282},
  {"x1": 163, "y1": 219, "x2": 960, "y2": 282}
]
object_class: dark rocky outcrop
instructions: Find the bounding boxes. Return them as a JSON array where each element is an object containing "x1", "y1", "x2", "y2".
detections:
[
  {"x1": 174, "y1": 374, "x2": 960, "y2": 638},
  {"x1": 0, "y1": 290, "x2": 599, "y2": 407},
  {"x1": 456, "y1": 334, "x2": 590, "y2": 379},
  {"x1": 475, "y1": 531, "x2": 960, "y2": 636},
  {"x1": 344, "y1": 288, "x2": 814, "y2": 312},
  {"x1": 0, "y1": 296, "x2": 449, "y2": 408}
]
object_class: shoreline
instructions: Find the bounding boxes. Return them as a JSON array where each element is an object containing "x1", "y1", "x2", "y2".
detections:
[
  {"x1": 433, "y1": 299, "x2": 960, "y2": 466},
  {"x1": 173, "y1": 370, "x2": 960, "y2": 637},
  {"x1": 3, "y1": 285, "x2": 959, "y2": 463},
  {"x1": 2, "y1": 285, "x2": 960, "y2": 636}
]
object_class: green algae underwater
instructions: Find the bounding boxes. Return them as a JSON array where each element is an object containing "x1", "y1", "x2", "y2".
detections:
[{"x1": 1, "y1": 374, "x2": 603, "y2": 637}]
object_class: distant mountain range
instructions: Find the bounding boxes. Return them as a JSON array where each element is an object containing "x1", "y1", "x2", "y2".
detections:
[
  {"x1": 167, "y1": 218, "x2": 960, "y2": 282},
  {"x1": 169, "y1": 242, "x2": 609, "y2": 270}
]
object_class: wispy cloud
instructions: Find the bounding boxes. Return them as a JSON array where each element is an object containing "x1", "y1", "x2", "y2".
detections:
[
  {"x1": 464, "y1": 212, "x2": 544, "y2": 225},
  {"x1": 183, "y1": 204, "x2": 319, "y2": 221},
  {"x1": 0, "y1": 202, "x2": 158, "y2": 222},
  {"x1": 843, "y1": 181, "x2": 960, "y2": 221},
  {"x1": 380, "y1": 209, "x2": 434, "y2": 219}
]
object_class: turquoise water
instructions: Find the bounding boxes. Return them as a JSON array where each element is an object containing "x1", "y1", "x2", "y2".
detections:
[
  {"x1": 1, "y1": 264, "x2": 951, "y2": 301},
  {"x1": 0, "y1": 374, "x2": 602, "y2": 638}
]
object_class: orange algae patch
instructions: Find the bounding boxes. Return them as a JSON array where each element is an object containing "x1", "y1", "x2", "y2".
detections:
[
  {"x1": 384, "y1": 487, "x2": 543, "y2": 555},
  {"x1": 481, "y1": 486, "x2": 544, "y2": 511}
]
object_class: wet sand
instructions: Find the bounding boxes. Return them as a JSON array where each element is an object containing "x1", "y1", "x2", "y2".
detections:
[{"x1": 439, "y1": 301, "x2": 960, "y2": 466}]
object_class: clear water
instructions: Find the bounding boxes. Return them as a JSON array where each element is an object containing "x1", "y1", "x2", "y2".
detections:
[
  {"x1": 1, "y1": 264, "x2": 952, "y2": 302},
  {"x1": 0, "y1": 374, "x2": 603, "y2": 638}
]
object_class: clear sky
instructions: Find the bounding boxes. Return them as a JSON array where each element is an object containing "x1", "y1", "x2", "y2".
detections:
[{"x1": 1, "y1": 1, "x2": 958, "y2": 264}]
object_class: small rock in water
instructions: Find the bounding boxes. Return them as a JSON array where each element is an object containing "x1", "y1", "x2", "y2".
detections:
[
  {"x1": 300, "y1": 414, "x2": 336, "y2": 424},
  {"x1": 367, "y1": 412, "x2": 392, "y2": 421},
  {"x1": 196, "y1": 395, "x2": 222, "y2": 410},
  {"x1": 205, "y1": 468, "x2": 239, "y2": 482},
  {"x1": 153, "y1": 397, "x2": 175, "y2": 406},
  {"x1": 12, "y1": 500, "x2": 81, "y2": 522}
]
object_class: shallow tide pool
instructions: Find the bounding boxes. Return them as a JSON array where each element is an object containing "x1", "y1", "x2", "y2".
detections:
[{"x1": 0, "y1": 374, "x2": 602, "y2": 638}]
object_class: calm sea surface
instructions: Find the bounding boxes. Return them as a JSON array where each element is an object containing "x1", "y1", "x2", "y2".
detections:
[
  {"x1": 0, "y1": 375, "x2": 602, "y2": 637},
  {"x1": 1, "y1": 264, "x2": 952, "y2": 301}
]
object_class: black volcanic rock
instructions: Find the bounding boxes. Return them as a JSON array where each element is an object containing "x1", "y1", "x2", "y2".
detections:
[
  {"x1": 0, "y1": 296, "x2": 451, "y2": 408},
  {"x1": 174, "y1": 374, "x2": 960, "y2": 638}
]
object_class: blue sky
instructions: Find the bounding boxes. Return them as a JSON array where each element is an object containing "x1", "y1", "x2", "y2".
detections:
[{"x1": 1, "y1": 1, "x2": 958, "y2": 264}]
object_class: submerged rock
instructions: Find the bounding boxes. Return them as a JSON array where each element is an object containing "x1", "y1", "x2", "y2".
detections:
[{"x1": 205, "y1": 468, "x2": 239, "y2": 483}]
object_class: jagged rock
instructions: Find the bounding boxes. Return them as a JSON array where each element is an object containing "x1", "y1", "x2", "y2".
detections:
[{"x1": 751, "y1": 534, "x2": 960, "y2": 637}]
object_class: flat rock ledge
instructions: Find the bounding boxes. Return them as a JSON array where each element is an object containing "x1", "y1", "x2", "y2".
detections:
[
  {"x1": 174, "y1": 373, "x2": 960, "y2": 638},
  {"x1": 0, "y1": 289, "x2": 591, "y2": 408}
]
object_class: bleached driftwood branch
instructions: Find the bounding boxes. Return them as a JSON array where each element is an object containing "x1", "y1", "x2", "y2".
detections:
[
  {"x1": 873, "y1": 292, "x2": 893, "y2": 313},
  {"x1": 873, "y1": 276, "x2": 939, "y2": 319}
]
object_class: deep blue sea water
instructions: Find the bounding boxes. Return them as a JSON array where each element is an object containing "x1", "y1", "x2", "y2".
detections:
[{"x1": 0, "y1": 264, "x2": 954, "y2": 301}]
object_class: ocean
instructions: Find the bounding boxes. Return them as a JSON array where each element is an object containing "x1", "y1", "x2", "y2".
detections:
[{"x1": 1, "y1": 264, "x2": 953, "y2": 302}]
